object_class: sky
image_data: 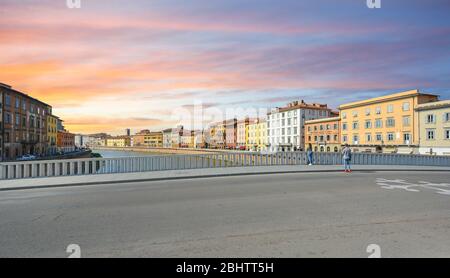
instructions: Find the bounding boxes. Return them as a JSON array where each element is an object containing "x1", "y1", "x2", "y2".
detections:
[{"x1": 1, "y1": 0, "x2": 449, "y2": 135}]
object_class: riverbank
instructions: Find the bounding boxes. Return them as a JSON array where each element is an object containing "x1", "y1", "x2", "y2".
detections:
[
  {"x1": 13, "y1": 150, "x2": 93, "y2": 162},
  {"x1": 92, "y1": 146, "x2": 226, "y2": 155}
]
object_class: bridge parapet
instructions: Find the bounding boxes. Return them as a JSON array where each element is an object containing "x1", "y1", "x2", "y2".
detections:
[{"x1": 1, "y1": 152, "x2": 449, "y2": 180}]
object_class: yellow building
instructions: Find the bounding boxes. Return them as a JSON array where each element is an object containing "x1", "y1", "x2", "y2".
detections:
[
  {"x1": 416, "y1": 100, "x2": 450, "y2": 155},
  {"x1": 133, "y1": 131, "x2": 163, "y2": 147},
  {"x1": 246, "y1": 119, "x2": 267, "y2": 151},
  {"x1": 106, "y1": 136, "x2": 131, "y2": 147},
  {"x1": 47, "y1": 114, "x2": 59, "y2": 155},
  {"x1": 339, "y1": 89, "x2": 439, "y2": 153},
  {"x1": 305, "y1": 116, "x2": 341, "y2": 153}
]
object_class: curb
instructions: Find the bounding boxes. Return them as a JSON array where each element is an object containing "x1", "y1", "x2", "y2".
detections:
[{"x1": 1, "y1": 168, "x2": 449, "y2": 192}]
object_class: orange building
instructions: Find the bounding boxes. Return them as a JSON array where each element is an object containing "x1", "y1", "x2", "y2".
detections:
[
  {"x1": 57, "y1": 130, "x2": 75, "y2": 153},
  {"x1": 339, "y1": 89, "x2": 439, "y2": 153},
  {"x1": 132, "y1": 130, "x2": 163, "y2": 147},
  {"x1": 305, "y1": 116, "x2": 341, "y2": 152}
]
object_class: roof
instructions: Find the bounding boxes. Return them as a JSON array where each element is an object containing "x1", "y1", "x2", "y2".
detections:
[
  {"x1": 339, "y1": 89, "x2": 439, "y2": 110},
  {"x1": 108, "y1": 136, "x2": 131, "y2": 139},
  {"x1": 0, "y1": 82, "x2": 52, "y2": 108},
  {"x1": 305, "y1": 117, "x2": 340, "y2": 125},
  {"x1": 415, "y1": 100, "x2": 450, "y2": 111},
  {"x1": 267, "y1": 101, "x2": 330, "y2": 115}
]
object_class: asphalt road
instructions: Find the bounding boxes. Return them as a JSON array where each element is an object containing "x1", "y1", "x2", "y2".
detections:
[{"x1": 1, "y1": 171, "x2": 450, "y2": 258}]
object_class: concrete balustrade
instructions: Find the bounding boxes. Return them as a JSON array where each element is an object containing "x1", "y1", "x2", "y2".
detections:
[{"x1": 1, "y1": 152, "x2": 449, "y2": 180}]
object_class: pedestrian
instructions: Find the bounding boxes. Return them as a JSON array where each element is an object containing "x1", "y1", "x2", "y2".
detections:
[
  {"x1": 306, "y1": 143, "x2": 314, "y2": 165},
  {"x1": 342, "y1": 144, "x2": 352, "y2": 173}
]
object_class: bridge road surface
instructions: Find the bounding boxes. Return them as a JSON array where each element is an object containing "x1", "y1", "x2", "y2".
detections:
[{"x1": 1, "y1": 171, "x2": 450, "y2": 258}]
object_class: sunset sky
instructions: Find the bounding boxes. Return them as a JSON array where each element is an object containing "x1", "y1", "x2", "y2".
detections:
[{"x1": 1, "y1": 0, "x2": 449, "y2": 135}]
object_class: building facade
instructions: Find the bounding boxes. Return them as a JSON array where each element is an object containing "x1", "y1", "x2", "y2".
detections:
[
  {"x1": 305, "y1": 117, "x2": 341, "y2": 152},
  {"x1": 162, "y1": 128, "x2": 172, "y2": 148},
  {"x1": 47, "y1": 114, "x2": 58, "y2": 155},
  {"x1": 225, "y1": 118, "x2": 237, "y2": 149},
  {"x1": 106, "y1": 136, "x2": 131, "y2": 147},
  {"x1": 57, "y1": 130, "x2": 75, "y2": 153},
  {"x1": 267, "y1": 101, "x2": 332, "y2": 152},
  {"x1": 339, "y1": 90, "x2": 439, "y2": 154},
  {"x1": 208, "y1": 121, "x2": 226, "y2": 149},
  {"x1": 180, "y1": 130, "x2": 195, "y2": 148},
  {"x1": 171, "y1": 125, "x2": 184, "y2": 148},
  {"x1": 237, "y1": 118, "x2": 250, "y2": 150},
  {"x1": 132, "y1": 130, "x2": 163, "y2": 147},
  {"x1": 246, "y1": 118, "x2": 267, "y2": 151},
  {"x1": 1, "y1": 83, "x2": 50, "y2": 161},
  {"x1": 416, "y1": 100, "x2": 450, "y2": 155},
  {"x1": 194, "y1": 130, "x2": 205, "y2": 149},
  {"x1": 74, "y1": 134, "x2": 96, "y2": 149}
]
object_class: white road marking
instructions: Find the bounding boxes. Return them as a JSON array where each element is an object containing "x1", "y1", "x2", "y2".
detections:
[{"x1": 376, "y1": 178, "x2": 450, "y2": 195}]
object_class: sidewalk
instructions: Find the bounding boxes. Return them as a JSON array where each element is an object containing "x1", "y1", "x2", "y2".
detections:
[{"x1": 1, "y1": 165, "x2": 449, "y2": 191}]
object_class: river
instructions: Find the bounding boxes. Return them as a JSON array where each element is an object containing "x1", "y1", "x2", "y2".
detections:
[{"x1": 93, "y1": 149, "x2": 170, "y2": 158}]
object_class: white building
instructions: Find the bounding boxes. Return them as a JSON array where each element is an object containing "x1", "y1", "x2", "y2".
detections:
[
  {"x1": 74, "y1": 135, "x2": 96, "y2": 148},
  {"x1": 162, "y1": 129, "x2": 172, "y2": 148},
  {"x1": 267, "y1": 100, "x2": 333, "y2": 152},
  {"x1": 416, "y1": 100, "x2": 450, "y2": 155}
]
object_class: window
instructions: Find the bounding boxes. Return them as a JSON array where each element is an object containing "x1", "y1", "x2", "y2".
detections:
[
  {"x1": 427, "y1": 129, "x2": 435, "y2": 140},
  {"x1": 387, "y1": 133, "x2": 394, "y2": 141},
  {"x1": 375, "y1": 107, "x2": 381, "y2": 114},
  {"x1": 386, "y1": 117, "x2": 395, "y2": 127},
  {"x1": 353, "y1": 135, "x2": 359, "y2": 144},
  {"x1": 352, "y1": 111, "x2": 358, "y2": 117},
  {"x1": 403, "y1": 116, "x2": 411, "y2": 127},
  {"x1": 365, "y1": 108, "x2": 371, "y2": 116},
  {"x1": 376, "y1": 133, "x2": 382, "y2": 141},
  {"x1": 5, "y1": 113, "x2": 11, "y2": 124},
  {"x1": 387, "y1": 104, "x2": 394, "y2": 113},
  {"x1": 342, "y1": 112, "x2": 347, "y2": 119},
  {"x1": 427, "y1": 114, "x2": 435, "y2": 123},
  {"x1": 365, "y1": 120, "x2": 372, "y2": 129},
  {"x1": 320, "y1": 125, "x2": 324, "y2": 130},
  {"x1": 366, "y1": 133, "x2": 372, "y2": 142},
  {"x1": 404, "y1": 133, "x2": 411, "y2": 144},
  {"x1": 375, "y1": 119, "x2": 383, "y2": 128},
  {"x1": 352, "y1": 122, "x2": 359, "y2": 130},
  {"x1": 342, "y1": 123, "x2": 348, "y2": 130},
  {"x1": 15, "y1": 98, "x2": 20, "y2": 108},
  {"x1": 343, "y1": 135, "x2": 348, "y2": 142},
  {"x1": 445, "y1": 113, "x2": 450, "y2": 122},
  {"x1": 402, "y1": 102, "x2": 410, "y2": 111},
  {"x1": 446, "y1": 129, "x2": 450, "y2": 140}
]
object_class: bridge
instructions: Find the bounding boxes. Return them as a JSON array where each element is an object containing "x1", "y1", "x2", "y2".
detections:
[
  {"x1": 1, "y1": 152, "x2": 449, "y2": 257},
  {"x1": 1, "y1": 152, "x2": 449, "y2": 180}
]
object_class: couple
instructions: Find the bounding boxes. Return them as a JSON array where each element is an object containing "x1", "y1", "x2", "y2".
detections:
[{"x1": 306, "y1": 143, "x2": 352, "y2": 173}]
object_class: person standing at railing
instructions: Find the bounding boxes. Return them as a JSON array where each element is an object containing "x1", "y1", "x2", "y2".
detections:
[
  {"x1": 306, "y1": 143, "x2": 314, "y2": 166},
  {"x1": 342, "y1": 144, "x2": 352, "y2": 173}
]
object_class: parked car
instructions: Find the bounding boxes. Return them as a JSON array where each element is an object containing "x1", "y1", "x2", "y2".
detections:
[{"x1": 17, "y1": 154, "x2": 37, "y2": 161}]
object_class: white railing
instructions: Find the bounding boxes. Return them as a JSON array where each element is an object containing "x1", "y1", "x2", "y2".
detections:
[{"x1": 1, "y1": 152, "x2": 449, "y2": 180}]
